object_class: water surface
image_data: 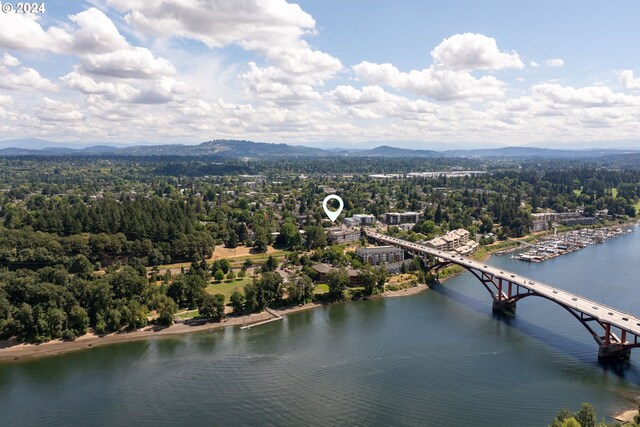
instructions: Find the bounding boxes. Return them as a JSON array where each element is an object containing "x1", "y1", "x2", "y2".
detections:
[{"x1": 1, "y1": 227, "x2": 640, "y2": 426}]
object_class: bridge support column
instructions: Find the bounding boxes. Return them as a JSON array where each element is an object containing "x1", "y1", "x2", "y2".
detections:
[
  {"x1": 598, "y1": 345, "x2": 631, "y2": 362},
  {"x1": 492, "y1": 299, "x2": 516, "y2": 313}
]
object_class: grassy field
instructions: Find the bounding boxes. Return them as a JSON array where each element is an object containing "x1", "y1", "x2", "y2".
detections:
[
  {"x1": 149, "y1": 245, "x2": 293, "y2": 273},
  {"x1": 635, "y1": 200, "x2": 640, "y2": 216},
  {"x1": 205, "y1": 277, "x2": 252, "y2": 303}
]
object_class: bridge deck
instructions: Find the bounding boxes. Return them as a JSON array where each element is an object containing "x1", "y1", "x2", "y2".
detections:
[{"x1": 366, "y1": 231, "x2": 640, "y2": 337}]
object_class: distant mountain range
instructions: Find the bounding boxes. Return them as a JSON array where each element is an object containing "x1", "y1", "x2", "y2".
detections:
[{"x1": 0, "y1": 138, "x2": 637, "y2": 159}]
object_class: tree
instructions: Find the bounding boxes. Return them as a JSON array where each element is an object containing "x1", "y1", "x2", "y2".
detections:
[
  {"x1": 69, "y1": 254, "x2": 94, "y2": 277},
  {"x1": 286, "y1": 280, "x2": 303, "y2": 305},
  {"x1": 278, "y1": 221, "x2": 302, "y2": 248},
  {"x1": 359, "y1": 270, "x2": 376, "y2": 296},
  {"x1": 326, "y1": 268, "x2": 349, "y2": 301},
  {"x1": 198, "y1": 294, "x2": 225, "y2": 320},
  {"x1": 257, "y1": 271, "x2": 284, "y2": 306},
  {"x1": 123, "y1": 300, "x2": 147, "y2": 330},
  {"x1": 253, "y1": 228, "x2": 270, "y2": 252},
  {"x1": 219, "y1": 259, "x2": 231, "y2": 274},
  {"x1": 434, "y1": 204, "x2": 443, "y2": 224},
  {"x1": 375, "y1": 266, "x2": 388, "y2": 292},
  {"x1": 68, "y1": 306, "x2": 89, "y2": 336},
  {"x1": 157, "y1": 297, "x2": 177, "y2": 326},
  {"x1": 285, "y1": 273, "x2": 314, "y2": 305},
  {"x1": 214, "y1": 269, "x2": 225, "y2": 282},
  {"x1": 225, "y1": 230, "x2": 238, "y2": 248},
  {"x1": 575, "y1": 403, "x2": 596, "y2": 427},
  {"x1": 479, "y1": 216, "x2": 494, "y2": 234},
  {"x1": 305, "y1": 225, "x2": 327, "y2": 249},
  {"x1": 230, "y1": 289, "x2": 245, "y2": 314},
  {"x1": 168, "y1": 273, "x2": 206, "y2": 308},
  {"x1": 226, "y1": 269, "x2": 236, "y2": 281},
  {"x1": 262, "y1": 255, "x2": 278, "y2": 272},
  {"x1": 298, "y1": 274, "x2": 314, "y2": 303},
  {"x1": 243, "y1": 282, "x2": 260, "y2": 313}
]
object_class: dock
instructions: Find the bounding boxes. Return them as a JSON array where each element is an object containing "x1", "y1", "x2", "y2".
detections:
[
  {"x1": 513, "y1": 225, "x2": 634, "y2": 263},
  {"x1": 240, "y1": 308, "x2": 283, "y2": 330}
]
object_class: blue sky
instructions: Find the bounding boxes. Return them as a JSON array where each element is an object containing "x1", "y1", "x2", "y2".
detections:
[{"x1": 0, "y1": 0, "x2": 639, "y2": 149}]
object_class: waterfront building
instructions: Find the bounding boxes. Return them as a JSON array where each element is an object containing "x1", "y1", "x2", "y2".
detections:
[
  {"x1": 356, "y1": 246, "x2": 404, "y2": 265},
  {"x1": 425, "y1": 228, "x2": 474, "y2": 253},
  {"x1": 311, "y1": 264, "x2": 363, "y2": 286},
  {"x1": 532, "y1": 219, "x2": 549, "y2": 232}
]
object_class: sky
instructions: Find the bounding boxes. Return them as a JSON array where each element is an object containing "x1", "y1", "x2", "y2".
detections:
[{"x1": 0, "y1": 0, "x2": 640, "y2": 149}]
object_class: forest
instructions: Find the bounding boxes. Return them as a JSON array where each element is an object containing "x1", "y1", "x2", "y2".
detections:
[{"x1": 1, "y1": 154, "x2": 639, "y2": 342}]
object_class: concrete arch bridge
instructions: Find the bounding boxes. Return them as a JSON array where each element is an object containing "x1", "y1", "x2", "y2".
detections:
[{"x1": 366, "y1": 231, "x2": 640, "y2": 361}]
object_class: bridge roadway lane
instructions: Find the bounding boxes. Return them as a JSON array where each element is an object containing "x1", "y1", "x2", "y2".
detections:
[{"x1": 366, "y1": 231, "x2": 640, "y2": 337}]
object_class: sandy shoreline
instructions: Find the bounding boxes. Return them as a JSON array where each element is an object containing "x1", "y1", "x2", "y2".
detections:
[
  {"x1": 381, "y1": 284, "x2": 429, "y2": 298},
  {"x1": 0, "y1": 286, "x2": 434, "y2": 362},
  {"x1": 614, "y1": 409, "x2": 639, "y2": 424},
  {"x1": 0, "y1": 311, "x2": 275, "y2": 362}
]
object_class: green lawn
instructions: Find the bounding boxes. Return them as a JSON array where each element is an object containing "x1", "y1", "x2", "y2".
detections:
[
  {"x1": 611, "y1": 188, "x2": 618, "y2": 198},
  {"x1": 635, "y1": 200, "x2": 640, "y2": 216},
  {"x1": 573, "y1": 188, "x2": 582, "y2": 196},
  {"x1": 206, "y1": 277, "x2": 252, "y2": 303},
  {"x1": 175, "y1": 309, "x2": 200, "y2": 319},
  {"x1": 313, "y1": 283, "x2": 329, "y2": 294}
]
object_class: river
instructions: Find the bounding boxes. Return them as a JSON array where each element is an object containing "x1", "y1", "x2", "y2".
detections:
[{"x1": 1, "y1": 227, "x2": 640, "y2": 426}]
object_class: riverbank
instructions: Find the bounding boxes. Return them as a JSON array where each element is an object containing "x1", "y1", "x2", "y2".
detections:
[
  {"x1": 614, "y1": 409, "x2": 639, "y2": 424},
  {"x1": 1, "y1": 224, "x2": 635, "y2": 363},
  {"x1": 0, "y1": 311, "x2": 278, "y2": 362},
  {"x1": 382, "y1": 283, "x2": 429, "y2": 298},
  {"x1": 0, "y1": 286, "x2": 431, "y2": 361}
]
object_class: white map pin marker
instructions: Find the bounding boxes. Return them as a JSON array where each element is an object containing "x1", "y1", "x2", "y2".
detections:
[{"x1": 323, "y1": 195, "x2": 344, "y2": 222}]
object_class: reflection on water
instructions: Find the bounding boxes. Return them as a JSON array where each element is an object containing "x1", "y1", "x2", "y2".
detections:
[{"x1": 1, "y1": 228, "x2": 640, "y2": 426}]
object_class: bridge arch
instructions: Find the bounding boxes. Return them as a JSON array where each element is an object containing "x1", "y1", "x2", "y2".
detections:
[{"x1": 421, "y1": 256, "x2": 640, "y2": 360}]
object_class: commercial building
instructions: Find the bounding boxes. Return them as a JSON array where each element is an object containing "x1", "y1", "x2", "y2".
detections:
[
  {"x1": 385, "y1": 212, "x2": 423, "y2": 225},
  {"x1": 355, "y1": 246, "x2": 404, "y2": 265}
]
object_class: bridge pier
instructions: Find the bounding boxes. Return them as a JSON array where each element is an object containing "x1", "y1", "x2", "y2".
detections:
[
  {"x1": 598, "y1": 345, "x2": 631, "y2": 362},
  {"x1": 492, "y1": 299, "x2": 517, "y2": 313}
]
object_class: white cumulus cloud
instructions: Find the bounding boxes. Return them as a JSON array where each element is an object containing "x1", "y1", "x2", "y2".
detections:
[
  {"x1": 36, "y1": 98, "x2": 85, "y2": 122},
  {"x1": 431, "y1": 33, "x2": 524, "y2": 71},
  {"x1": 619, "y1": 70, "x2": 640, "y2": 90},
  {"x1": 353, "y1": 61, "x2": 505, "y2": 101}
]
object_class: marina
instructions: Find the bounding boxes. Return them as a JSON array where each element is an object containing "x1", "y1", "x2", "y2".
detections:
[{"x1": 512, "y1": 225, "x2": 635, "y2": 262}]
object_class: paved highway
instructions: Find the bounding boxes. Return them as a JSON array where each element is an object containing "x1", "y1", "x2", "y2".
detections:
[{"x1": 366, "y1": 231, "x2": 640, "y2": 339}]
